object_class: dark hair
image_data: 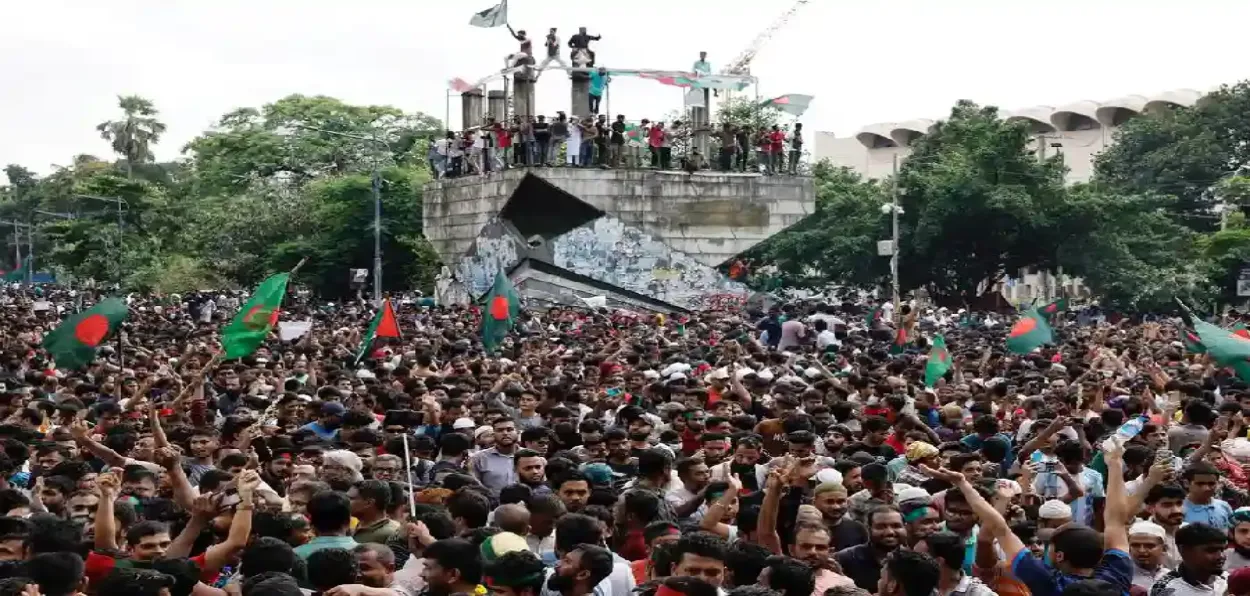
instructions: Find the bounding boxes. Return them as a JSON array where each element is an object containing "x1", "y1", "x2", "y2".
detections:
[
  {"x1": 150, "y1": 557, "x2": 202, "y2": 596},
  {"x1": 528, "y1": 493, "x2": 566, "y2": 517},
  {"x1": 1054, "y1": 440, "x2": 1084, "y2": 464},
  {"x1": 919, "y1": 532, "x2": 965, "y2": 571},
  {"x1": 414, "y1": 510, "x2": 457, "y2": 541},
  {"x1": 124, "y1": 520, "x2": 170, "y2": 547},
  {"x1": 883, "y1": 550, "x2": 940, "y2": 596},
  {"x1": 867, "y1": 504, "x2": 902, "y2": 527},
  {"x1": 862, "y1": 417, "x2": 890, "y2": 433},
  {"x1": 27, "y1": 515, "x2": 80, "y2": 555},
  {"x1": 673, "y1": 531, "x2": 728, "y2": 564},
  {"x1": 1144, "y1": 483, "x2": 1186, "y2": 504},
  {"x1": 353, "y1": 480, "x2": 393, "y2": 512},
  {"x1": 499, "y1": 484, "x2": 533, "y2": 506},
  {"x1": 1060, "y1": 579, "x2": 1121, "y2": 596},
  {"x1": 24, "y1": 552, "x2": 83, "y2": 596},
  {"x1": 241, "y1": 536, "x2": 297, "y2": 578},
  {"x1": 981, "y1": 437, "x2": 1009, "y2": 462},
  {"x1": 554, "y1": 470, "x2": 591, "y2": 491},
  {"x1": 306, "y1": 490, "x2": 352, "y2": 533},
  {"x1": 1174, "y1": 523, "x2": 1228, "y2": 548},
  {"x1": 96, "y1": 568, "x2": 175, "y2": 596},
  {"x1": 439, "y1": 433, "x2": 473, "y2": 457},
  {"x1": 761, "y1": 556, "x2": 814, "y2": 596},
  {"x1": 1182, "y1": 461, "x2": 1220, "y2": 481},
  {"x1": 554, "y1": 513, "x2": 602, "y2": 554},
  {"x1": 446, "y1": 488, "x2": 491, "y2": 528},
  {"x1": 658, "y1": 576, "x2": 719, "y2": 596},
  {"x1": 1050, "y1": 526, "x2": 1105, "y2": 568},
  {"x1": 425, "y1": 538, "x2": 483, "y2": 585},
  {"x1": 725, "y1": 586, "x2": 781, "y2": 596},
  {"x1": 638, "y1": 448, "x2": 674, "y2": 478},
  {"x1": 726, "y1": 541, "x2": 773, "y2": 589},
  {"x1": 644, "y1": 521, "x2": 680, "y2": 544},
  {"x1": 482, "y1": 550, "x2": 546, "y2": 592},
  {"x1": 305, "y1": 548, "x2": 359, "y2": 591}
]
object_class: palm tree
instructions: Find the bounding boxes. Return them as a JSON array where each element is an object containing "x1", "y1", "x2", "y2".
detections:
[{"x1": 97, "y1": 95, "x2": 167, "y2": 178}]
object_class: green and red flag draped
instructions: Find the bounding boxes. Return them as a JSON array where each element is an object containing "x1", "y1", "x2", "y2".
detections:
[
  {"x1": 866, "y1": 306, "x2": 882, "y2": 328},
  {"x1": 760, "y1": 94, "x2": 815, "y2": 118},
  {"x1": 222, "y1": 272, "x2": 290, "y2": 360},
  {"x1": 1175, "y1": 299, "x2": 1207, "y2": 354},
  {"x1": 356, "y1": 299, "x2": 401, "y2": 363},
  {"x1": 1186, "y1": 306, "x2": 1250, "y2": 381},
  {"x1": 1, "y1": 259, "x2": 27, "y2": 283},
  {"x1": 889, "y1": 327, "x2": 908, "y2": 355},
  {"x1": 925, "y1": 335, "x2": 952, "y2": 387},
  {"x1": 1006, "y1": 308, "x2": 1054, "y2": 354},
  {"x1": 481, "y1": 272, "x2": 520, "y2": 352},
  {"x1": 42, "y1": 297, "x2": 128, "y2": 369},
  {"x1": 1039, "y1": 297, "x2": 1068, "y2": 318}
]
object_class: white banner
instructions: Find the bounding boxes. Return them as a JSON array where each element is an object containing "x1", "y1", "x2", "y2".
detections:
[{"x1": 278, "y1": 321, "x2": 313, "y2": 341}]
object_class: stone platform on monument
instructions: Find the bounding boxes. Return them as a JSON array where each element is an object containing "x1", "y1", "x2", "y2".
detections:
[{"x1": 423, "y1": 168, "x2": 815, "y2": 312}]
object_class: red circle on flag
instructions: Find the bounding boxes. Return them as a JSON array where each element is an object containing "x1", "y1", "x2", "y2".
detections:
[
  {"x1": 1009, "y1": 317, "x2": 1037, "y2": 337},
  {"x1": 243, "y1": 306, "x2": 279, "y2": 330},
  {"x1": 935, "y1": 349, "x2": 948, "y2": 362},
  {"x1": 490, "y1": 296, "x2": 510, "y2": 320},
  {"x1": 74, "y1": 314, "x2": 110, "y2": 347}
]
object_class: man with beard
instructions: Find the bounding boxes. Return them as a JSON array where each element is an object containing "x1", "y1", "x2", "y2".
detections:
[
  {"x1": 323, "y1": 542, "x2": 412, "y2": 596},
  {"x1": 668, "y1": 457, "x2": 710, "y2": 522},
  {"x1": 303, "y1": 402, "x2": 345, "y2": 442},
  {"x1": 940, "y1": 485, "x2": 981, "y2": 572},
  {"x1": 787, "y1": 523, "x2": 856, "y2": 593},
  {"x1": 514, "y1": 449, "x2": 551, "y2": 496},
  {"x1": 483, "y1": 550, "x2": 547, "y2": 596},
  {"x1": 1145, "y1": 483, "x2": 1186, "y2": 567},
  {"x1": 471, "y1": 418, "x2": 522, "y2": 495},
  {"x1": 669, "y1": 531, "x2": 728, "y2": 588},
  {"x1": 1127, "y1": 521, "x2": 1171, "y2": 591},
  {"x1": 698, "y1": 433, "x2": 730, "y2": 467},
  {"x1": 420, "y1": 538, "x2": 483, "y2": 596},
  {"x1": 811, "y1": 483, "x2": 867, "y2": 550},
  {"x1": 555, "y1": 471, "x2": 591, "y2": 513},
  {"x1": 552, "y1": 514, "x2": 633, "y2": 596},
  {"x1": 1150, "y1": 523, "x2": 1228, "y2": 596},
  {"x1": 1228, "y1": 509, "x2": 1250, "y2": 571},
  {"x1": 876, "y1": 550, "x2": 941, "y2": 596},
  {"x1": 709, "y1": 434, "x2": 766, "y2": 493},
  {"x1": 604, "y1": 429, "x2": 636, "y2": 477},
  {"x1": 915, "y1": 531, "x2": 994, "y2": 596},
  {"x1": 545, "y1": 544, "x2": 615, "y2": 596},
  {"x1": 833, "y1": 505, "x2": 905, "y2": 591},
  {"x1": 322, "y1": 450, "x2": 364, "y2": 491}
]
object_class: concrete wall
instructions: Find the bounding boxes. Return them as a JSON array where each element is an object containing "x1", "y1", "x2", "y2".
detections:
[
  {"x1": 550, "y1": 216, "x2": 748, "y2": 310},
  {"x1": 423, "y1": 168, "x2": 816, "y2": 269},
  {"x1": 512, "y1": 262, "x2": 675, "y2": 314},
  {"x1": 812, "y1": 129, "x2": 1107, "y2": 183},
  {"x1": 452, "y1": 219, "x2": 525, "y2": 298}
]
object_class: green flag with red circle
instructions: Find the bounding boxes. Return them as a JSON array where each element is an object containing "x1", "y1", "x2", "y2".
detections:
[
  {"x1": 222, "y1": 272, "x2": 290, "y2": 359},
  {"x1": 481, "y1": 272, "x2": 520, "y2": 353},
  {"x1": 1005, "y1": 308, "x2": 1053, "y2": 354},
  {"x1": 356, "y1": 298, "x2": 401, "y2": 363},
  {"x1": 924, "y1": 335, "x2": 952, "y2": 387},
  {"x1": 42, "y1": 297, "x2": 128, "y2": 370}
]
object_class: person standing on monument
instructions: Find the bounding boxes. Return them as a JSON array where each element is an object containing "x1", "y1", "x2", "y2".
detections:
[
  {"x1": 610, "y1": 115, "x2": 627, "y2": 168},
  {"x1": 534, "y1": 115, "x2": 551, "y2": 167},
  {"x1": 550, "y1": 112, "x2": 569, "y2": 166},
  {"x1": 537, "y1": 28, "x2": 569, "y2": 73},
  {"x1": 588, "y1": 67, "x2": 609, "y2": 115},
  {"x1": 568, "y1": 27, "x2": 601, "y2": 67},
  {"x1": 505, "y1": 25, "x2": 532, "y2": 68},
  {"x1": 788, "y1": 123, "x2": 804, "y2": 175}
]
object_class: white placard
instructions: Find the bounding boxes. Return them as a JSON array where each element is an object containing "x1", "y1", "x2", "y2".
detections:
[{"x1": 278, "y1": 321, "x2": 313, "y2": 341}]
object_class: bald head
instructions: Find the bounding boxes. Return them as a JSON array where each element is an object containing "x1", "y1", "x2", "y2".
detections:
[{"x1": 495, "y1": 503, "x2": 531, "y2": 535}]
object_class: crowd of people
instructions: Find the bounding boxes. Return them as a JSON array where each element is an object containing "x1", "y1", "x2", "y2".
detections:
[
  {"x1": 0, "y1": 285, "x2": 1248, "y2": 596},
  {"x1": 427, "y1": 116, "x2": 804, "y2": 179}
]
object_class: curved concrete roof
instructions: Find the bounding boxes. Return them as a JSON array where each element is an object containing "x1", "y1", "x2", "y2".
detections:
[
  {"x1": 1144, "y1": 89, "x2": 1203, "y2": 113},
  {"x1": 889, "y1": 119, "x2": 935, "y2": 147},
  {"x1": 853, "y1": 88, "x2": 1215, "y2": 143},
  {"x1": 1051, "y1": 100, "x2": 1102, "y2": 131},
  {"x1": 1095, "y1": 95, "x2": 1147, "y2": 127},
  {"x1": 855, "y1": 123, "x2": 898, "y2": 149},
  {"x1": 1005, "y1": 106, "x2": 1057, "y2": 134}
]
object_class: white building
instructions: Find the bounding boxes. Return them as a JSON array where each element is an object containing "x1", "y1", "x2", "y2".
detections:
[{"x1": 813, "y1": 88, "x2": 1213, "y2": 303}]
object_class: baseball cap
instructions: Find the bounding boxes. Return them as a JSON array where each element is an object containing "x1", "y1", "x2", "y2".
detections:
[{"x1": 321, "y1": 402, "x2": 346, "y2": 416}]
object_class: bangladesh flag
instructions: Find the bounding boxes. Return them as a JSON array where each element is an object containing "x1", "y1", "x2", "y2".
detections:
[
  {"x1": 1006, "y1": 308, "x2": 1053, "y2": 354},
  {"x1": 1039, "y1": 297, "x2": 1068, "y2": 318},
  {"x1": 356, "y1": 299, "x2": 401, "y2": 363},
  {"x1": 42, "y1": 297, "x2": 128, "y2": 369},
  {"x1": 222, "y1": 273, "x2": 290, "y2": 360},
  {"x1": 889, "y1": 327, "x2": 908, "y2": 355},
  {"x1": 866, "y1": 306, "x2": 882, "y2": 328},
  {"x1": 481, "y1": 272, "x2": 520, "y2": 352},
  {"x1": 1, "y1": 260, "x2": 27, "y2": 283},
  {"x1": 760, "y1": 94, "x2": 815, "y2": 118},
  {"x1": 1187, "y1": 309, "x2": 1250, "y2": 381},
  {"x1": 925, "y1": 335, "x2": 952, "y2": 387}
]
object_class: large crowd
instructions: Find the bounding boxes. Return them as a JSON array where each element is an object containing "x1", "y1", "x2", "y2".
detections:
[{"x1": 0, "y1": 285, "x2": 1248, "y2": 596}]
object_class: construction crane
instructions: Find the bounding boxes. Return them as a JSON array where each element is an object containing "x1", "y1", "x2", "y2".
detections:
[{"x1": 721, "y1": 0, "x2": 810, "y2": 77}]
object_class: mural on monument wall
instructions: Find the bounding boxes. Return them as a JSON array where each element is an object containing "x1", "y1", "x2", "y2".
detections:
[
  {"x1": 550, "y1": 216, "x2": 748, "y2": 310},
  {"x1": 454, "y1": 220, "x2": 522, "y2": 298}
]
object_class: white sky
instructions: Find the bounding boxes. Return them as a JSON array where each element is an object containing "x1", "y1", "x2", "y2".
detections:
[{"x1": 4, "y1": 0, "x2": 1250, "y2": 174}]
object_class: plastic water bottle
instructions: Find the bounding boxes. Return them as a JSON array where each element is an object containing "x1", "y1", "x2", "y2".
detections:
[{"x1": 1102, "y1": 414, "x2": 1149, "y2": 451}]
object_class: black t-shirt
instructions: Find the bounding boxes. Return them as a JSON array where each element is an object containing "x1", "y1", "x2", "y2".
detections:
[
  {"x1": 611, "y1": 121, "x2": 626, "y2": 144},
  {"x1": 829, "y1": 516, "x2": 869, "y2": 551},
  {"x1": 595, "y1": 123, "x2": 609, "y2": 146},
  {"x1": 834, "y1": 544, "x2": 885, "y2": 591},
  {"x1": 534, "y1": 122, "x2": 551, "y2": 142},
  {"x1": 843, "y1": 442, "x2": 897, "y2": 461}
]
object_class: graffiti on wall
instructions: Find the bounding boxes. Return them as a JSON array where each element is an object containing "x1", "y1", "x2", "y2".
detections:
[
  {"x1": 550, "y1": 217, "x2": 747, "y2": 310},
  {"x1": 455, "y1": 221, "x2": 522, "y2": 297}
]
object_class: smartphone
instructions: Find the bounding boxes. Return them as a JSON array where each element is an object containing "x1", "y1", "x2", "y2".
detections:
[
  {"x1": 605, "y1": 387, "x2": 623, "y2": 398},
  {"x1": 1042, "y1": 461, "x2": 1057, "y2": 473}
]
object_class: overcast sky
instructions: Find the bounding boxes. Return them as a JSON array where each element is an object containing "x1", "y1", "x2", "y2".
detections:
[{"x1": 4, "y1": 0, "x2": 1250, "y2": 174}]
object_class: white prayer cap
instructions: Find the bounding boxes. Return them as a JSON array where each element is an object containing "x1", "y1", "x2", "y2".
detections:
[
  {"x1": 1039, "y1": 500, "x2": 1072, "y2": 520},
  {"x1": 1128, "y1": 520, "x2": 1167, "y2": 540}
]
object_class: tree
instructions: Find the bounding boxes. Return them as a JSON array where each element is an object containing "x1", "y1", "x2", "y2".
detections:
[
  {"x1": 894, "y1": 100, "x2": 1067, "y2": 299},
  {"x1": 97, "y1": 96, "x2": 167, "y2": 178}
]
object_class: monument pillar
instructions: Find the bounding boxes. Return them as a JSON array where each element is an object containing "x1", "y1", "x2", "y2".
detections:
[
  {"x1": 487, "y1": 90, "x2": 507, "y2": 124},
  {"x1": 690, "y1": 103, "x2": 710, "y2": 165},
  {"x1": 570, "y1": 73, "x2": 590, "y2": 119},
  {"x1": 460, "y1": 89, "x2": 484, "y2": 130},
  {"x1": 514, "y1": 75, "x2": 536, "y2": 121}
]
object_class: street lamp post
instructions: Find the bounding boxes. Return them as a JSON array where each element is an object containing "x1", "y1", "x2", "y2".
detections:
[{"x1": 293, "y1": 125, "x2": 386, "y2": 303}]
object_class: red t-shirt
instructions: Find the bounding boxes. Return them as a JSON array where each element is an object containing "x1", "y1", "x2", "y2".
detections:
[
  {"x1": 769, "y1": 131, "x2": 785, "y2": 153},
  {"x1": 495, "y1": 125, "x2": 512, "y2": 148},
  {"x1": 86, "y1": 551, "x2": 218, "y2": 586},
  {"x1": 648, "y1": 127, "x2": 664, "y2": 148}
]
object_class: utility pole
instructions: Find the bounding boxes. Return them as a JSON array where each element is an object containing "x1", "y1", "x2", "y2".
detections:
[
  {"x1": 75, "y1": 195, "x2": 128, "y2": 370},
  {"x1": 292, "y1": 124, "x2": 387, "y2": 303},
  {"x1": 891, "y1": 153, "x2": 901, "y2": 324}
]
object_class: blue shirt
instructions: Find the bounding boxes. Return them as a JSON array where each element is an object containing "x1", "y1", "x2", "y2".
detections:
[
  {"x1": 961, "y1": 432, "x2": 1015, "y2": 470},
  {"x1": 1183, "y1": 498, "x2": 1233, "y2": 530},
  {"x1": 300, "y1": 421, "x2": 338, "y2": 441},
  {"x1": 589, "y1": 71, "x2": 608, "y2": 96},
  {"x1": 1011, "y1": 547, "x2": 1133, "y2": 596}
]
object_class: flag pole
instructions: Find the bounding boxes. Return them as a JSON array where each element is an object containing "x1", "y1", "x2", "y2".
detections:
[{"x1": 402, "y1": 433, "x2": 417, "y2": 517}]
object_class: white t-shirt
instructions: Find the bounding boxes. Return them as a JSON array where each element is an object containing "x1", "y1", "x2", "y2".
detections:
[{"x1": 817, "y1": 330, "x2": 840, "y2": 349}]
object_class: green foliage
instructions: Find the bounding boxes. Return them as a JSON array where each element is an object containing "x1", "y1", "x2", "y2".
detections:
[
  {"x1": 0, "y1": 94, "x2": 445, "y2": 298},
  {"x1": 716, "y1": 96, "x2": 784, "y2": 131},
  {"x1": 896, "y1": 100, "x2": 1067, "y2": 298}
]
